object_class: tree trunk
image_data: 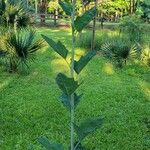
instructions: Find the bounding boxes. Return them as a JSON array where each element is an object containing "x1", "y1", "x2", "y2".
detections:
[
  {"x1": 91, "y1": 0, "x2": 98, "y2": 51},
  {"x1": 129, "y1": 0, "x2": 133, "y2": 15},
  {"x1": 100, "y1": 12, "x2": 104, "y2": 29},
  {"x1": 78, "y1": 0, "x2": 85, "y2": 41},
  {"x1": 39, "y1": 0, "x2": 47, "y2": 24},
  {"x1": 54, "y1": 9, "x2": 58, "y2": 26},
  {"x1": 129, "y1": 0, "x2": 137, "y2": 15}
]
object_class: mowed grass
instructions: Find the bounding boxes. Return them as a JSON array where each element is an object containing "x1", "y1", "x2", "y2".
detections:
[{"x1": 0, "y1": 28, "x2": 150, "y2": 150}]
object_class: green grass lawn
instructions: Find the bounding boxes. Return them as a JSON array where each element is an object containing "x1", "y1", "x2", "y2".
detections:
[{"x1": 0, "y1": 28, "x2": 150, "y2": 150}]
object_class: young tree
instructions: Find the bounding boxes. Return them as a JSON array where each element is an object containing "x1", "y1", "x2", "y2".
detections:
[{"x1": 38, "y1": 0, "x2": 104, "y2": 150}]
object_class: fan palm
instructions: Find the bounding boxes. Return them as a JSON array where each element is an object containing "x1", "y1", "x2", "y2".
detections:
[
  {"x1": 0, "y1": 28, "x2": 43, "y2": 72},
  {"x1": 102, "y1": 37, "x2": 141, "y2": 67},
  {"x1": 0, "y1": 0, "x2": 31, "y2": 28}
]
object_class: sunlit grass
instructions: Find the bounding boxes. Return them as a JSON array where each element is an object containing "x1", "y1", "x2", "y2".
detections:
[
  {"x1": 139, "y1": 80, "x2": 150, "y2": 100},
  {"x1": 102, "y1": 62, "x2": 114, "y2": 75}
]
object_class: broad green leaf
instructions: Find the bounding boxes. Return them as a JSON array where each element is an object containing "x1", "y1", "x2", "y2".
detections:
[
  {"x1": 38, "y1": 136, "x2": 64, "y2": 150},
  {"x1": 56, "y1": 73, "x2": 79, "y2": 95},
  {"x1": 59, "y1": 0, "x2": 73, "y2": 16},
  {"x1": 74, "y1": 7, "x2": 97, "y2": 32},
  {"x1": 74, "y1": 117, "x2": 104, "y2": 141},
  {"x1": 41, "y1": 35, "x2": 68, "y2": 59},
  {"x1": 74, "y1": 51, "x2": 96, "y2": 74},
  {"x1": 60, "y1": 93, "x2": 83, "y2": 111}
]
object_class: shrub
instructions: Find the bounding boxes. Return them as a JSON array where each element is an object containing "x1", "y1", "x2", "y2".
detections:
[
  {"x1": 0, "y1": 28, "x2": 43, "y2": 72},
  {"x1": 119, "y1": 15, "x2": 143, "y2": 43},
  {"x1": 0, "y1": 0, "x2": 31, "y2": 28},
  {"x1": 101, "y1": 36, "x2": 141, "y2": 67}
]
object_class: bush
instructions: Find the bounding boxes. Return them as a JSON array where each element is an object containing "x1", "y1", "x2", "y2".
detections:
[
  {"x1": 119, "y1": 15, "x2": 143, "y2": 43},
  {"x1": 101, "y1": 36, "x2": 141, "y2": 67},
  {"x1": 0, "y1": 0, "x2": 31, "y2": 28},
  {"x1": 0, "y1": 28, "x2": 43, "y2": 72}
]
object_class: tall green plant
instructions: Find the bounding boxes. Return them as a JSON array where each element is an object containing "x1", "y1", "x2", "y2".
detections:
[{"x1": 38, "y1": 0, "x2": 104, "y2": 150}]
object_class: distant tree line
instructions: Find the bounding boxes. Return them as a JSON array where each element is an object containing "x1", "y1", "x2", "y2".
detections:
[{"x1": 15, "y1": 0, "x2": 150, "y2": 24}]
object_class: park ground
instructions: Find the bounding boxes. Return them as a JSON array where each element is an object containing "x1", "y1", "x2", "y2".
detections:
[{"x1": 0, "y1": 27, "x2": 150, "y2": 150}]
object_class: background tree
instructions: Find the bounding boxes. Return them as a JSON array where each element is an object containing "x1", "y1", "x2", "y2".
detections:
[
  {"x1": 38, "y1": 0, "x2": 47, "y2": 24},
  {"x1": 48, "y1": 0, "x2": 59, "y2": 26},
  {"x1": 91, "y1": 0, "x2": 98, "y2": 50},
  {"x1": 139, "y1": 0, "x2": 150, "y2": 22}
]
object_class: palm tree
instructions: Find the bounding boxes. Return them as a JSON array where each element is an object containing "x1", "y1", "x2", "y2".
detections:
[
  {"x1": 0, "y1": 0, "x2": 31, "y2": 28},
  {"x1": 0, "y1": 28, "x2": 43, "y2": 72},
  {"x1": 102, "y1": 37, "x2": 141, "y2": 67}
]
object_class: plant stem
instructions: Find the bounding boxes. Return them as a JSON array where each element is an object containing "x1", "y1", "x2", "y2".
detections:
[
  {"x1": 74, "y1": 141, "x2": 80, "y2": 150},
  {"x1": 70, "y1": 0, "x2": 76, "y2": 150}
]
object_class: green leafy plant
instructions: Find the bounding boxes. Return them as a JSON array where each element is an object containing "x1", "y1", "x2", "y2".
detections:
[
  {"x1": 119, "y1": 15, "x2": 142, "y2": 43},
  {"x1": 0, "y1": 28, "x2": 43, "y2": 72},
  {"x1": 38, "y1": 0, "x2": 104, "y2": 150},
  {"x1": 139, "y1": 0, "x2": 150, "y2": 22},
  {"x1": 102, "y1": 36, "x2": 141, "y2": 67},
  {"x1": 0, "y1": 0, "x2": 31, "y2": 29}
]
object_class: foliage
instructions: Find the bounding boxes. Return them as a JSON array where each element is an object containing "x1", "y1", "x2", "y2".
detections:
[
  {"x1": 74, "y1": 117, "x2": 104, "y2": 141},
  {"x1": 48, "y1": 0, "x2": 59, "y2": 13},
  {"x1": 102, "y1": 36, "x2": 141, "y2": 67},
  {"x1": 119, "y1": 15, "x2": 142, "y2": 42},
  {"x1": 139, "y1": 0, "x2": 150, "y2": 22},
  {"x1": 74, "y1": 51, "x2": 96, "y2": 74},
  {"x1": 38, "y1": 1, "x2": 103, "y2": 150},
  {"x1": 59, "y1": 0, "x2": 73, "y2": 16},
  {"x1": 38, "y1": 136, "x2": 64, "y2": 150},
  {"x1": 74, "y1": 7, "x2": 97, "y2": 32},
  {"x1": 42, "y1": 35, "x2": 68, "y2": 59},
  {"x1": 141, "y1": 45, "x2": 150, "y2": 66},
  {"x1": 0, "y1": 0, "x2": 31, "y2": 28},
  {"x1": 0, "y1": 28, "x2": 43, "y2": 72}
]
